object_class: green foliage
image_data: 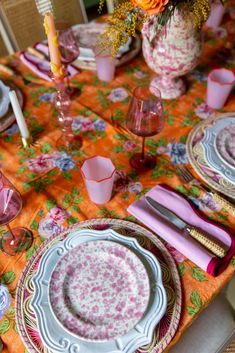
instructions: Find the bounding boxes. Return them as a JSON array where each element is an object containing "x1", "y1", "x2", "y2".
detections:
[
  {"x1": 178, "y1": 263, "x2": 186, "y2": 276},
  {"x1": 0, "y1": 271, "x2": 16, "y2": 285},
  {"x1": 190, "y1": 267, "x2": 207, "y2": 282}
]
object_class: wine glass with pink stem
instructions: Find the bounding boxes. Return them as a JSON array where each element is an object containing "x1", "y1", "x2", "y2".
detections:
[
  {"x1": 126, "y1": 86, "x2": 164, "y2": 171},
  {"x1": 58, "y1": 27, "x2": 80, "y2": 98},
  {"x1": 0, "y1": 172, "x2": 33, "y2": 256}
]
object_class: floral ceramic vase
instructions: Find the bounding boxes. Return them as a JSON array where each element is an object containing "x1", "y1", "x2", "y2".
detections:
[{"x1": 142, "y1": 12, "x2": 203, "y2": 99}]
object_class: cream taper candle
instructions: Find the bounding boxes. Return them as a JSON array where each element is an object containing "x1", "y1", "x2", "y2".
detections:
[
  {"x1": 9, "y1": 90, "x2": 29, "y2": 139},
  {"x1": 44, "y1": 12, "x2": 63, "y2": 79}
]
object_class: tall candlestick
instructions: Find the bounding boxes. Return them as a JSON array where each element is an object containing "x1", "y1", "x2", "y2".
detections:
[
  {"x1": 9, "y1": 90, "x2": 29, "y2": 139},
  {"x1": 44, "y1": 12, "x2": 63, "y2": 79}
]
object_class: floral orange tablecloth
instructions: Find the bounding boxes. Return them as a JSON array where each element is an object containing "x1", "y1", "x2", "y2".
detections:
[{"x1": 1, "y1": 9, "x2": 235, "y2": 353}]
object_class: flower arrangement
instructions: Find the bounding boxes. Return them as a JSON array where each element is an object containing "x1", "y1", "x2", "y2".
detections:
[{"x1": 98, "y1": 0, "x2": 224, "y2": 55}]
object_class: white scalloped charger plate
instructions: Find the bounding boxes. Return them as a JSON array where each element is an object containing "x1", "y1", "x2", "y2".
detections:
[
  {"x1": 31, "y1": 229, "x2": 167, "y2": 353},
  {"x1": 200, "y1": 116, "x2": 235, "y2": 184}
]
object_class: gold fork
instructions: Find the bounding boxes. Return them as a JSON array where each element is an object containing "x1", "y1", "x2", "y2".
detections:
[{"x1": 177, "y1": 165, "x2": 235, "y2": 216}]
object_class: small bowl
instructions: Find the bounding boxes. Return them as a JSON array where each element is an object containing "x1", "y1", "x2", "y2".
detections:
[{"x1": 0, "y1": 81, "x2": 10, "y2": 118}]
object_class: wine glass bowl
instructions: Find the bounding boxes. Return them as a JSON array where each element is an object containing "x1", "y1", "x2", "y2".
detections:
[
  {"x1": 58, "y1": 27, "x2": 80, "y2": 97},
  {"x1": 126, "y1": 86, "x2": 164, "y2": 171},
  {"x1": 0, "y1": 172, "x2": 33, "y2": 256}
]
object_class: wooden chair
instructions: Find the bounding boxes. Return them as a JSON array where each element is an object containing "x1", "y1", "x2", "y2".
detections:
[
  {"x1": 0, "y1": 0, "x2": 88, "y2": 53},
  {"x1": 169, "y1": 291, "x2": 235, "y2": 353}
]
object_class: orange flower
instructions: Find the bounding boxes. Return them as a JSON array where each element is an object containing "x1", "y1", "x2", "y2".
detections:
[{"x1": 132, "y1": 0, "x2": 169, "y2": 15}]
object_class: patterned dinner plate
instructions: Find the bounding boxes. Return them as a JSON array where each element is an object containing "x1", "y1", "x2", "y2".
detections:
[
  {"x1": 31, "y1": 229, "x2": 167, "y2": 353},
  {"x1": 215, "y1": 122, "x2": 235, "y2": 169},
  {"x1": 186, "y1": 113, "x2": 235, "y2": 200},
  {"x1": 200, "y1": 116, "x2": 235, "y2": 183},
  {"x1": 15, "y1": 219, "x2": 182, "y2": 353},
  {"x1": 0, "y1": 82, "x2": 23, "y2": 132},
  {"x1": 49, "y1": 240, "x2": 150, "y2": 342}
]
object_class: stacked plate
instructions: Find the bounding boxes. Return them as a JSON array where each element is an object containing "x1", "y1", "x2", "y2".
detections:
[
  {"x1": 200, "y1": 116, "x2": 235, "y2": 184},
  {"x1": 186, "y1": 113, "x2": 235, "y2": 200},
  {"x1": 72, "y1": 23, "x2": 141, "y2": 70},
  {"x1": 0, "y1": 81, "x2": 23, "y2": 132},
  {"x1": 31, "y1": 228, "x2": 167, "y2": 353}
]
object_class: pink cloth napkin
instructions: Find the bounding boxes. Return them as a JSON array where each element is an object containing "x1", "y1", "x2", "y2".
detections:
[
  {"x1": 127, "y1": 184, "x2": 235, "y2": 276},
  {"x1": 19, "y1": 43, "x2": 79, "y2": 81}
]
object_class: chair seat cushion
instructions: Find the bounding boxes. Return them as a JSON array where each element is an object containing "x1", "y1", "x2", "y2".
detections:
[{"x1": 170, "y1": 294, "x2": 235, "y2": 353}]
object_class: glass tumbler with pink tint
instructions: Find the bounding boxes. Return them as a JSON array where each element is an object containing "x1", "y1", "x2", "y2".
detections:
[
  {"x1": 81, "y1": 156, "x2": 116, "y2": 204},
  {"x1": 0, "y1": 172, "x2": 33, "y2": 256},
  {"x1": 94, "y1": 47, "x2": 116, "y2": 82},
  {"x1": 207, "y1": 68, "x2": 235, "y2": 109},
  {"x1": 126, "y1": 86, "x2": 164, "y2": 171},
  {"x1": 206, "y1": 0, "x2": 225, "y2": 29}
]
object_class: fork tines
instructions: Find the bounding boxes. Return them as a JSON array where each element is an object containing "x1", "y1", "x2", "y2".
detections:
[
  {"x1": 35, "y1": 0, "x2": 53, "y2": 15},
  {"x1": 177, "y1": 166, "x2": 193, "y2": 183}
]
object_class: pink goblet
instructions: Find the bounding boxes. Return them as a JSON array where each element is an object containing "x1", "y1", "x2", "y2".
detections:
[
  {"x1": 126, "y1": 86, "x2": 164, "y2": 171},
  {"x1": 58, "y1": 27, "x2": 80, "y2": 98},
  {"x1": 0, "y1": 172, "x2": 33, "y2": 256}
]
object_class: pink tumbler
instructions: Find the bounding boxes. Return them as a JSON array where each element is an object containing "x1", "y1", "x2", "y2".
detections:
[
  {"x1": 206, "y1": 1, "x2": 225, "y2": 29},
  {"x1": 94, "y1": 47, "x2": 116, "y2": 82},
  {"x1": 81, "y1": 156, "x2": 116, "y2": 204},
  {"x1": 207, "y1": 68, "x2": 235, "y2": 109}
]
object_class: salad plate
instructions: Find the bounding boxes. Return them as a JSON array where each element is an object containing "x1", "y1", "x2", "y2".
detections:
[
  {"x1": 31, "y1": 228, "x2": 167, "y2": 353},
  {"x1": 200, "y1": 116, "x2": 235, "y2": 184},
  {"x1": 49, "y1": 240, "x2": 150, "y2": 341}
]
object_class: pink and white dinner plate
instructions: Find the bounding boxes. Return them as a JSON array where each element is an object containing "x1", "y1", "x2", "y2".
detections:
[
  {"x1": 15, "y1": 219, "x2": 182, "y2": 353},
  {"x1": 49, "y1": 240, "x2": 150, "y2": 341}
]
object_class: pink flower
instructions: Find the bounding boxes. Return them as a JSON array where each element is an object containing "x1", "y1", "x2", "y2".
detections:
[
  {"x1": 80, "y1": 120, "x2": 95, "y2": 132},
  {"x1": 124, "y1": 140, "x2": 137, "y2": 151},
  {"x1": 156, "y1": 146, "x2": 168, "y2": 154},
  {"x1": 38, "y1": 217, "x2": 64, "y2": 238},
  {"x1": 195, "y1": 102, "x2": 215, "y2": 120},
  {"x1": 166, "y1": 244, "x2": 185, "y2": 263},
  {"x1": 27, "y1": 154, "x2": 54, "y2": 173},
  {"x1": 49, "y1": 207, "x2": 68, "y2": 225},
  {"x1": 134, "y1": 71, "x2": 147, "y2": 79}
]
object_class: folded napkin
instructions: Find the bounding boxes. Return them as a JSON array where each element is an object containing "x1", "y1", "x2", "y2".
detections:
[
  {"x1": 19, "y1": 43, "x2": 79, "y2": 81},
  {"x1": 128, "y1": 184, "x2": 235, "y2": 276}
]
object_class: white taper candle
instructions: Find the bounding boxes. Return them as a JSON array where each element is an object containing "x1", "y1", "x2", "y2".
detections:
[{"x1": 9, "y1": 90, "x2": 29, "y2": 139}]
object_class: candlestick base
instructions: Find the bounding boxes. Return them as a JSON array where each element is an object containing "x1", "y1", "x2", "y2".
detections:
[
  {"x1": 19, "y1": 136, "x2": 37, "y2": 149},
  {"x1": 56, "y1": 133, "x2": 83, "y2": 152}
]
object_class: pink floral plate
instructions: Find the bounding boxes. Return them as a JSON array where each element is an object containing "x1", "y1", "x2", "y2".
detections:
[
  {"x1": 215, "y1": 124, "x2": 235, "y2": 168},
  {"x1": 15, "y1": 219, "x2": 182, "y2": 353},
  {"x1": 49, "y1": 240, "x2": 150, "y2": 341},
  {"x1": 186, "y1": 113, "x2": 235, "y2": 200}
]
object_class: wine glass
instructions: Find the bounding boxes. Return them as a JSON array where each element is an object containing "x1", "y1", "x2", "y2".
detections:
[
  {"x1": 58, "y1": 27, "x2": 80, "y2": 98},
  {"x1": 126, "y1": 86, "x2": 164, "y2": 171},
  {"x1": 0, "y1": 172, "x2": 33, "y2": 256}
]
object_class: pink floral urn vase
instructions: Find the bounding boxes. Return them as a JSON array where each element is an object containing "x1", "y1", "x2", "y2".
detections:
[{"x1": 142, "y1": 12, "x2": 203, "y2": 99}]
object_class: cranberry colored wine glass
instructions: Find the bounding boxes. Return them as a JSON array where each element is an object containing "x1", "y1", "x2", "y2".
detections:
[
  {"x1": 126, "y1": 86, "x2": 164, "y2": 171},
  {"x1": 0, "y1": 172, "x2": 33, "y2": 256},
  {"x1": 58, "y1": 27, "x2": 80, "y2": 98}
]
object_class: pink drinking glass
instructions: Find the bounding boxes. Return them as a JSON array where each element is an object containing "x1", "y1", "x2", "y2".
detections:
[
  {"x1": 0, "y1": 172, "x2": 33, "y2": 256},
  {"x1": 81, "y1": 156, "x2": 116, "y2": 204},
  {"x1": 207, "y1": 68, "x2": 235, "y2": 109},
  {"x1": 58, "y1": 27, "x2": 80, "y2": 97},
  {"x1": 94, "y1": 48, "x2": 116, "y2": 82},
  {"x1": 126, "y1": 86, "x2": 164, "y2": 171}
]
